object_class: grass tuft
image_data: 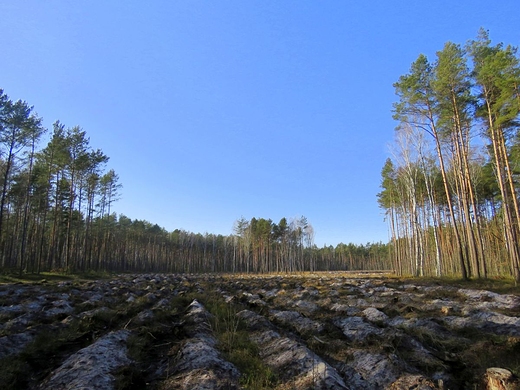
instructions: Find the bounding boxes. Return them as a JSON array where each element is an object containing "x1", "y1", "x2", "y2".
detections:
[{"x1": 198, "y1": 293, "x2": 277, "y2": 389}]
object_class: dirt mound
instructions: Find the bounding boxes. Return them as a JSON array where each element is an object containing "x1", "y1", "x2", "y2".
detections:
[{"x1": 0, "y1": 273, "x2": 518, "y2": 389}]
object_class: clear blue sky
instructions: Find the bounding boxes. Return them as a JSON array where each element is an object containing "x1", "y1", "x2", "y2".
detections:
[{"x1": 1, "y1": 2, "x2": 519, "y2": 247}]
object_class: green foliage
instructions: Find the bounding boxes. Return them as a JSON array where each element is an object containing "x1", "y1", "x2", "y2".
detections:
[
  {"x1": 453, "y1": 328, "x2": 520, "y2": 383},
  {"x1": 198, "y1": 294, "x2": 277, "y2": 389},
  {"x1": 116, "y1": 304, "x2": 186, "y2": 389},
  {"x1": 0, "y1": 325, "x2": 92, "y2": 389},
  {"x1": 0, "y1": 358, "x2": 30, "y2": 390},
  {"x1": 0, "y1": 88, "x2": 394, "y2": 275},
  {"x1": 385, "y1": 29, "x2": 520, "y2": 280}
]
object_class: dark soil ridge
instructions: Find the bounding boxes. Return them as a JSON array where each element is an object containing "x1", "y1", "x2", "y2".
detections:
[{"x1": 0, "y1": 273, "x2": 519, "y2": 389}]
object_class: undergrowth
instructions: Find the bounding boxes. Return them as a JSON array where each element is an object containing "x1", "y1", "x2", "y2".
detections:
[
  {"x1": 198, "y1": 292, "x2": 277, "y2": 389},
  {"x1": 456, "y1": 328, "x2": 520, "y2": 381},
  {"x1": 114, "y1": 294, "x2": 194, "y2": 389},
  {"x1": 0, "y1": 325, "x2": 92, "y2": 390}
]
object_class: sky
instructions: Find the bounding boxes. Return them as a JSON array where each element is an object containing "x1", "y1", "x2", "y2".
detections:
[{"x1": 1, "y1": 2, "x2": 519, "y2": 247}]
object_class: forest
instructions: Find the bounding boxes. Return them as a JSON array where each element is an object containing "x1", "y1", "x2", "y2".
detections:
[
  {"x1": 378, "y1": 29, "x2": 520, "y2": 281},
  {"x1": 3, "y1": 29, "x2": 520, "y2": 280},
  {"x1": 0, "y1": 92, "x2": 388, "y2": 274}
]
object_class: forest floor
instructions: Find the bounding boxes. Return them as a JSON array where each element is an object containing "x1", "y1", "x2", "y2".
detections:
[{"x1": 0, "y1": 271, "x2": 519, "y2": 389}]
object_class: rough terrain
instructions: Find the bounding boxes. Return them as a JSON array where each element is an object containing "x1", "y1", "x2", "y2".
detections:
[{"x1": 0, "y1": 272, "x2": 519, "y2": 389}]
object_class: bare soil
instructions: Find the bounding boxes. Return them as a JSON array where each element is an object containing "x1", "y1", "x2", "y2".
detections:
[{"x1": 0, "y1": 272, "x2": 519, "y2": 389}]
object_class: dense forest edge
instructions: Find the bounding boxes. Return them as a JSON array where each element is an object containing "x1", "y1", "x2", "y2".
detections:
[
  {"x1": 0, "y1": 88, "x2": 388, "y2": 275},
  {"x1": 379, "y1": 29, "x2": 520, "y2": 281},
  {"x1": 2, "y1": 28, "x2": 520, "y2": 281}
]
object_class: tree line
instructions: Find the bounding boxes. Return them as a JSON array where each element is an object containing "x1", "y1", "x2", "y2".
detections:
[
  {"x1": 88, "y1": 216, "x2": 390, "y2": 274},
  {"x1": 0, "y1": 89, "x2": 121, "y2": 274},
  {"x1": 379, "y1": 29, "x2": 520, "y2": 280},
  {"x1": 0, "y1": 89, "x2": 390, "y2": 273}
]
